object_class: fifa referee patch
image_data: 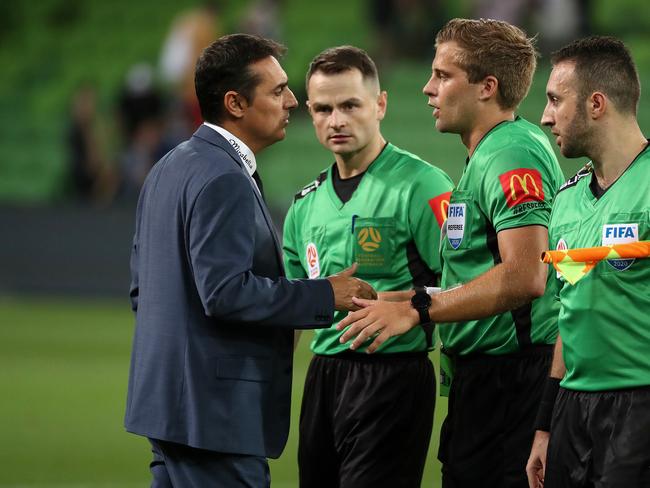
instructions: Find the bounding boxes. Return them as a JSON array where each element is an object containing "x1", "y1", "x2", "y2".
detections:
[
  {"x1": 447, "y1": 203, "x2": 466, "y2": 250},
  {"x1": 602, "y1": 223, "x2": 638, "y2": 271},
  {"x1": 498, "y1": 168, "x2": 545, "y2": 209}
]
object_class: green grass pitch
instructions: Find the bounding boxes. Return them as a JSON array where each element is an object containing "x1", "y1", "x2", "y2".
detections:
[{"x1": 0, "y1": 296, "x2": 446, "y2": 486}]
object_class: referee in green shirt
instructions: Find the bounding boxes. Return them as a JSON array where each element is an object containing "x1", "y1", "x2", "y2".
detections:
[
  {"x1": 339, "y1": 19, "x2": 564, "y2": 488},
  {"x1": 526, "y1": 36, "x2": 650, "y2": 488},
  {"x1": 283, "y1": 46, "x2": 453, "y2": 487}
]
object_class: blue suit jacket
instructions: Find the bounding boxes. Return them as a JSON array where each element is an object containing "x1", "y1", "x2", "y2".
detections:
[{"x1": 125, "y1": 125, "x2": 334, "y2": 458}]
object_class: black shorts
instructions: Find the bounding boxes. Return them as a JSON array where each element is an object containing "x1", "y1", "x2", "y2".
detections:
[
  {"x1": 298, "y1": 351, "x2": 436, "y2": 488},
  {"x1": 545, "y1": 386, "x2": 650, "y2": 488},
  {"x1": 438, "y1": 345, "x2": 552, "y2": 488}
]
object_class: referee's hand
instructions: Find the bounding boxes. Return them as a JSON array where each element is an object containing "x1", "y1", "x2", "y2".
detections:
[
  {"x1": 526, "y1": 430, "x2": 550, "y2": 488},
  {"x1": 336, "y1": 299, "x2": 419, "y2": 353}
]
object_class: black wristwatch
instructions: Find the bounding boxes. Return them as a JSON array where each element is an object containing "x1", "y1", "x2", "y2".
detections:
[{"x1": 411, "y1": 286, "x2": 432, "y2": 325}]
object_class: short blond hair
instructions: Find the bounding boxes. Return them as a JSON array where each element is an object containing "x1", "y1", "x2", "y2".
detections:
[{"x1": 436, "y1": 18, "x2": 538, "y2": 110}]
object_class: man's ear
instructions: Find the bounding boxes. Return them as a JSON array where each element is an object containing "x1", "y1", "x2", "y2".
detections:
[
  {"x1": 377, "y1": 90, "x2": 388, "y2": 121},
  {"x1": 478, "y1": 75, "x2": 499, "y2": 102},
  {"x1": 589, "y1": 92, "x2": 607, "y2": 120},
  {"x1": 223, "y1": 91, "x2": 248, "y2": 119}
]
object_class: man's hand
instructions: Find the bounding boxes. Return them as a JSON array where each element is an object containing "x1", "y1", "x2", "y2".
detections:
[
  {"x1": 335, "y1": 298, "x2": 419, "y2": 353},
  {"x1": 377, "y1": 290, "x2": 415, "y2": 302},
  {"x1": 326, "y1": 263, "x2": 377, "y2": 311},
  {"x1": 526, "y1": 430, "x2": 550, "y2": 488}
]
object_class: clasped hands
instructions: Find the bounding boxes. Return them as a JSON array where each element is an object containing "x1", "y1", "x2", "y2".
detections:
[
  {"x1": 327, "y1": 264, "x2": 420, "y2": 353},
  {"x1": 326, "y1": 263, "x2": 377, "y2": 310}
]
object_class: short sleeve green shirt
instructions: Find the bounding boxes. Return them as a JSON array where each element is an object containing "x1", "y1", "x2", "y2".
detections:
[
  {"x1": 549, "y1": 146, "x2": 650, "y2": 391},
  {"x1": 439, "y1": 117, "x2": 565, "y2": 355},
  {"x1": 283, "y1": 143, "x2": 454, "y2": 354}
]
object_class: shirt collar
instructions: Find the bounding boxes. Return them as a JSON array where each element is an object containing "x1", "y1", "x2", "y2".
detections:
[{"x1": 203, "y1": 122, "x2": 257, "y2": 176}]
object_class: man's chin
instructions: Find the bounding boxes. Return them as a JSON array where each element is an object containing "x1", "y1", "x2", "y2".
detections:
[
  {"x1": 560, "y1": 143, "x2": 584, "y2": 159},
  {"x1": 260, "y1": 130, "x2": 287, "y2": 150},
  {"x1": 327, "y1": 141, "x2": 353, "y2": 153},
  {"x1": 275, "y1": 128, "x2": 287, "y2": 142},
  {"x1": 435, "y1": 121, "x2": 450, "y2": 134}
]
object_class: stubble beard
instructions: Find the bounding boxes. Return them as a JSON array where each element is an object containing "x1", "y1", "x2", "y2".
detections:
[{"x1": 561, "y1": 105, "x2": 594, "y2": 159}]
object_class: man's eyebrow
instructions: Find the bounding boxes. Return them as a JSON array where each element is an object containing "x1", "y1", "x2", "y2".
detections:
[
  {"x1": 339, "y1": 97, "x2": 362, "y2": 104},
  {"x1": 310, "y1": 101, "x2": 332, "y2": 110},
  {"x1": 273, "y1": 80, "x2": 289, "y2": 91}
]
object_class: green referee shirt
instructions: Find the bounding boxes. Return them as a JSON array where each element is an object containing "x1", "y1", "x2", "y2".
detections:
[
  {"x1": 283, "y1": 143, "x2": 454, "y2": 354},
  {"x1": 549, "y1": 145, "x2": 650, "y2": 391},
  {"x1": 439, "y1": 117, "x2": 564, "y2": 356}
]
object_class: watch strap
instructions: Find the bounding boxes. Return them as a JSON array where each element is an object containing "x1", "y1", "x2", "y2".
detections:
[{"x1": 412, "y1": 286, "x2": 432, "y2": 325}]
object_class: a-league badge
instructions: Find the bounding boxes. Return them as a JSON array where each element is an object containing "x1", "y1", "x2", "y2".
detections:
[
  {"x1": 306, "y1": 242, "x2": 320, "y2": 278},
  {"x1": 446, "y1": 203, "x2": 466, "y2": 250},
  {"x1": 556, "y1": 238, "x2": 567, "y2": 279},
  {"x1": 602, "y1": 223, "x2": 638, "y2": 271},
  {"x1": 353, "y1": 226, "x2": 390, "y2": 276}
]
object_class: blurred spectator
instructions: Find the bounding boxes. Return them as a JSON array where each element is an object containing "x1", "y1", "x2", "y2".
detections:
[
  {"x1": 535, "y1": 0, "x2": 592, "y2": 51},
  {"x1": 473, "y1": 0, "x2": 592, "y2": 52},
  {"x1": 116, "y1": 63, "x2": 165, "y2": 198},
  {"x1": 473, "y1": 0, "x2": 534, "y2": 26},
  {"x1": 67, "y1": 83, "x2": 116, "y2": 204},
  {"x1": 239, "y1": 0, "x2": 283, "y2": 41},
  {"x1": 159, "y1": 1, "x2": 220, "y2": 130},
  {"x1": 368, "y1": 0, "x2": 445, "y2": 65}
]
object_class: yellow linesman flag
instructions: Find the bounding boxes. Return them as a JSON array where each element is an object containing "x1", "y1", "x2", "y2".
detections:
[{"x1": 541, "y1": 241, "x2": 650, "y2": 285}]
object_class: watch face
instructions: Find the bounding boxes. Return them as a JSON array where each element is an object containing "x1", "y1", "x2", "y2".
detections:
[{"x1": 412, "y1": 292, "x2": 431, "y2": 308}]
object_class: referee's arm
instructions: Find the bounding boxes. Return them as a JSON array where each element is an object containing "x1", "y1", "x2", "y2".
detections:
[{"x1": 526, "y1": 335, "x2": 565, "y2": 488}]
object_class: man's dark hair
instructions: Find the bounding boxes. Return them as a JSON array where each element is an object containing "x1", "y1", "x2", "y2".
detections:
[
  {"x1": 551, "y1": 36, "x2": 640, "y2": 115},
  {"x1": 195, "y1": 33, "x2": 286, "y2": 123},
  {"x1": 306, "y1": 46, "x2": 379, "y2": 89}
]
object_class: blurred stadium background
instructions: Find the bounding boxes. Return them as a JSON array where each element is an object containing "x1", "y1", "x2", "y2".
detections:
[{"x1": 1, "y1": 0, "x2": 649, "y2": 485}]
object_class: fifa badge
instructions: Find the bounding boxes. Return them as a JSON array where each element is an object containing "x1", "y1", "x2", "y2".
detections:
[
  {"x1": 602, "y1": 223, "x2": 638, "y2": 271},
  {"x1": 446, "y1": 203, "x2": 466, "y2": 249}
]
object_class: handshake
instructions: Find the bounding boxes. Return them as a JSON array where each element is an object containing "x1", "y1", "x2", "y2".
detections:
[{"x1": 326, "y1": 263, "x2": 377, "y2": 311}]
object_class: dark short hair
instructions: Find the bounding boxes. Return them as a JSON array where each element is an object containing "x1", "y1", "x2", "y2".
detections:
[
  {"x1": 305, "y1": 45, "x2": 379, "y2": 90},
  {"x1": 435, "y1": 18, "x2": 538, "y2": 110},
  {"x1": 551, "y1": 36, "x2": 640, "y2": 115},
  {"x1": 195, "y1": 33, "x2": 286, "y2": 123}
]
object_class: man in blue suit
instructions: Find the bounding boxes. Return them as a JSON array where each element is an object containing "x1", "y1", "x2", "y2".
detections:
[{"x1": 125, "y1": 34, "x2": 376, "y2": 487}]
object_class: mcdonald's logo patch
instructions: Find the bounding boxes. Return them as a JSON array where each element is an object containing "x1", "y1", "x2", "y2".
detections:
[
  {"x1": 428, "y1": 191, "x2": 452, "y2": 228},
  {"x1": 498, "y1": 168, "x2": 545, "y2": 208},
  {"x1": 357, "y1": 227, "x2": 382, "y2": 252}
]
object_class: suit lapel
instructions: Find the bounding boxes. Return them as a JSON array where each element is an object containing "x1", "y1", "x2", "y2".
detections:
[
  {"x1": 192, "y1": 126, "x2": 285, "y2": 273},
  {"x1": 250, "y1": 180, "x2": 285, "y2": 274}
]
